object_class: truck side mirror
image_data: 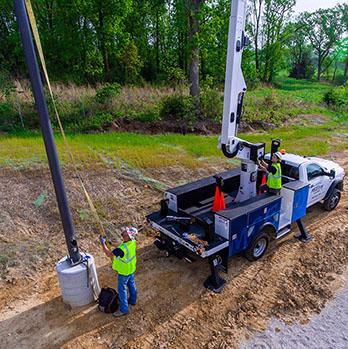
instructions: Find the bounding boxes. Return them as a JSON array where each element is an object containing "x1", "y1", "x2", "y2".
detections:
[{"x1": 330, "y1": 169, "x2": 335, "y2": 178}]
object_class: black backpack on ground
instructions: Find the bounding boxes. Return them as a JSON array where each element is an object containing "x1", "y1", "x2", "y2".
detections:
[{"x1": 98, "y1": 287, "x2": 119, "y2": 313}]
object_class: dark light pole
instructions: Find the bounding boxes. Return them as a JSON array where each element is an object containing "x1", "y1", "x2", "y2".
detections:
[{"x1": 14, "y1": 0, "x2": 81, "y2": 263}]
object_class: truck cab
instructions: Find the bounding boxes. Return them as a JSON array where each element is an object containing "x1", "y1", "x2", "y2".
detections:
[{"x1": 265, "y1": 153, "x2": 344, "y2": 210}]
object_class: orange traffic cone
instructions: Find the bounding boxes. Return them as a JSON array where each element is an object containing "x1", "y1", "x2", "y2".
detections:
[
  {"x1": 212, "y1": 186, "x2": 226, "y2": 212},
  {"x1": 261, "y1": 173, "x2": 267, "y2": 186},
  {"x1": 259, "y1": 173, "x2": 267, "y2": 194},
  {"x1": 219, "y1": 190, "x2": 225, "y2": 210},
  {"x1": 212, "y1": 186, "x2": 221, "y2": 212}
]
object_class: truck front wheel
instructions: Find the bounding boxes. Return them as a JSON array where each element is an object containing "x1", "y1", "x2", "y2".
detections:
[
  {"x1": 323, "y1": 189, "x2": 341, "y2": 211},
  {"x1": 245, "y1": 232, "x2": 269, "y2": 262}
]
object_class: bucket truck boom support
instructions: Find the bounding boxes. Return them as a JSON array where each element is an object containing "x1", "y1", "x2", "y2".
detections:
[{"x1": 219, "y1": 0, "x2": 265, "y2": 202}]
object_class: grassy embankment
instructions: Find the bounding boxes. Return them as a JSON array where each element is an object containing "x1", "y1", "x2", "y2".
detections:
[
  {"x1": 1, "y1": 76, "x2": 347, "y2": 133},
  {"x1": 0, "y1": 77, "x2": 347, "y2": 170},
  {"x1": 0, "y1": 124, "x2": 347, "y2": 170}
]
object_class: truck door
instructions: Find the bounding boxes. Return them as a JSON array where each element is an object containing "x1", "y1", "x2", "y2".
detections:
[{"x1": 306, "y1": 163, "x2": 329, "y2": 206}]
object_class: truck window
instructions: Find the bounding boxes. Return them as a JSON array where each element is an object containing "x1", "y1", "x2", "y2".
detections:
[
  {"x1": 306, "y1": 163, "x2": 323, "y2": 181},
  {"x1": 281, "y1": 163, "x2": 299, "y2": 180}
]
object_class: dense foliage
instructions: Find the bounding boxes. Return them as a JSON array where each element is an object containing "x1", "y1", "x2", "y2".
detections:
[
  {"x1": 1, "y1": 1, "x2": 346, "y2": 85},
  {"x1": 0, "y1": 1, "x2": 347, "y2": 133}
]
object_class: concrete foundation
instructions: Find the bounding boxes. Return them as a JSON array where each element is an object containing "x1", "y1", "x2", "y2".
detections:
[{"x1": 56, "y1": 253, "x2": 100, "y2": 307}]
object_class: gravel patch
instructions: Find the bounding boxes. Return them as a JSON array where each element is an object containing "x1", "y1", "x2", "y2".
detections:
[{"x1": 241, "y1": 280, "x2": 348, "y2": 349}]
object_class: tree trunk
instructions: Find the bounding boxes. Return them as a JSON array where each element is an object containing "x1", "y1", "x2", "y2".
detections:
[
  {"x1": 332, "y1": 61, "x2": 338, "y2": 82},
  {"x1": 188, "y1": 0, "x2": 202, "y2": 111},
  {"x1": 189, "y1": 47, "x2": 199, "y2": 98},
  {"x1": 45, "y1": 0, "x2": 54, "y2": 31},
  {"x1": 255, "y1": 40, "x2": 259, "y2": 76},
  {"x1": 317, "y1": 59, "x2": 321, "y2": 81},
  {"x1": 98, "y1": 4, "x2": 110, "y2": 81},
  {"x1": 344, "y1": 60, "x2": 348, "y2": 81},
  {"x1": 155, "y1": 9, "x2": 160, "y2": 75},
  {"x1": 253, "y1": 0, "x2": 263, "y2": 77}
]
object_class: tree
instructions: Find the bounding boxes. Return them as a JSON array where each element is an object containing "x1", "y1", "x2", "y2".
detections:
[
  {"x1": 186, "y1": 0, "x2": 203, "y2": 103},
  {"x1": 85, "y1": 0, "x2": 132, "y2": 81},
  {"x1": 120, "y1": 41, "x2": 143, "y2": 84},
  {"x1": 286, "y1": 22, "x2": 314, "y2": 79},
  {"x1": 248, "y1": 0, "x2": 263, "y2": 77},
  {"x1": 334, "y1": 37, "x2": 348, "y2": 83},
  {"x1": 261, "y1": 0, "x2": 295, "y2": 83},
  {"x1": 0, "y1": 0, "x2": 25, "y2": 77},
  {"x1": 299, "y1": 7, "x2": 344, "y2": 81}
]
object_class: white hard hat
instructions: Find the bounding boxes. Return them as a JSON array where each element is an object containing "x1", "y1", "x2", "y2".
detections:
[
  {"x1": 274, "y1": 151, "x2": 283, "y2": 161},
  {"x1": 125, "y1": 227, "x2": 138, "y2": 240}
]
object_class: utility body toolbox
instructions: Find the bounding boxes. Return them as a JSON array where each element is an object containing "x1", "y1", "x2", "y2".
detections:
[{"x1": 147, "y1": 169, "x2": 311, "y2": 292}]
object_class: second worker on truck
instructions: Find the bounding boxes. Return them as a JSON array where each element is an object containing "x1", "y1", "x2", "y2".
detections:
[{"x1": 258, "y1": 151, "x2": 283, "y2": 195}]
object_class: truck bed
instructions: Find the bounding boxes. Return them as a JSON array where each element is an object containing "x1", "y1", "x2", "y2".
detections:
[{"x1": 147, "y1": 210, "x2": 229, "y2": 258}]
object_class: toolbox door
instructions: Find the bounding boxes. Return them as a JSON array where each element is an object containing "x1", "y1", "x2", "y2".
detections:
[{"x1": 228, "y1": 214, "x2": 248, "y2": 256}]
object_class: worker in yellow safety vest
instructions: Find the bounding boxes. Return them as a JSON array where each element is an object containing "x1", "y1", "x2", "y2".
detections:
[
  {"x1": 100, "y1": 227, "x2": 138, "y2": 317},
  {"x1": 258, "y1": 151, "x2": 283, "y2": 195}
]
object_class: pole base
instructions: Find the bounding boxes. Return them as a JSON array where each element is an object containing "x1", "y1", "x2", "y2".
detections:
[{"x1": 56, "y1": 252, "x2": 100, "y2": 307}]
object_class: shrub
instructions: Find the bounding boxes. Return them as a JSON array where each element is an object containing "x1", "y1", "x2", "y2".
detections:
[
  {"x1": 261, "y1": 90, "x2": 282, "y2": 110},
  {"x1": 200, "y1": 78, "x2": 223, "y2": 120},
  {"x1": 136, "y1": 107, "x2": 161, "y2": 122},
  {"x1": 95, "y1": 83, "x2": 121, "y2": 104},
  {"x1": 165, "y1": 67, "x2": 186, "y2": 88},
  {"x1": 323, "y1": 87, "x2": 347, "y2": 109},
  {"x1": 160, "y1": 95, "x2": 194, "y2": 120},
  {"x1": 76, "y1": 112, "x2": 114, "y2": 131},
  {"x1": 0, "y1": 102, "x2": 20, "y2": 132},
  {"x1": 0, "y1": 70, "x2": 14, "y2": 97},
  {"x1": 242, "y1": 90, "x2": 294, "y2": 127}
]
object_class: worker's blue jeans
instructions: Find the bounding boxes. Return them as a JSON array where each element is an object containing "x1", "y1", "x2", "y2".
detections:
[{"x1": 117, "y1": 273, "x2": 137, "y2": 314}]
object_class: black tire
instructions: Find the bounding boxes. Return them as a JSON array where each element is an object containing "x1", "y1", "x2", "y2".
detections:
[
  {"x1": 323, "y1": 188, "x2": 341, "y2": 211},
  {"x1": 245, "y1": 232, "x2": 269, "y2": 262}
]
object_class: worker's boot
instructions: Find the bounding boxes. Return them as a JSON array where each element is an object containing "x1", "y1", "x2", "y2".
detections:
[{"x1": 112, "y1": 310, "x2": 127, "y2": 317}]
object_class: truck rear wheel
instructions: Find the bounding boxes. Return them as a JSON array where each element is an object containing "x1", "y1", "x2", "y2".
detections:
[
  {"x1": 323, "y1": 189, "x2": 341, "y2": 211},
  {"x1": 245, "y1": 232, "x2": 269, "y2": 262}
]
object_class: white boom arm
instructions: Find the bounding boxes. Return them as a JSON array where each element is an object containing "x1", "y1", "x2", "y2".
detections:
[
  {"x1": 219, "y1": 0, "x2": 265, "y2": 161},
  {"x1": 218, "y1": 0, "x2": 265, "y2": 202},
  {"x1": 219, "y1": 0, "x2": 247, "y2": 158}
]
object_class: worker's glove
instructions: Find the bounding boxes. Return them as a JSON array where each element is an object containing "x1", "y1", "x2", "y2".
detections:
[{"x1": 99, "y1": 235, "x2": 106, "y2": 245}]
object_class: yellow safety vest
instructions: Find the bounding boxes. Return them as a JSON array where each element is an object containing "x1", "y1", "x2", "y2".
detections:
[
  {"x1": 112, "y1": 240, "x2": 137, "y2": 276},
  {"x1": 267, "y1": 163, "x2": 282, "y2": 189}
]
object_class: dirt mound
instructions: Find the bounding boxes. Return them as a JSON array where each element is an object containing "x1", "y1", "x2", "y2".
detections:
[{"x1": 0, "y1": 155, "x2": 347, "y2": 349}]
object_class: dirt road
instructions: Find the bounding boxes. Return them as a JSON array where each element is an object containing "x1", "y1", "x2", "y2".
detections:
[
  {"x1": 241, "y1": 277, "x2": 348, "y2": 349},
  {"x1": 0, "y1": 155, "x2": 347, "y2": 349}
]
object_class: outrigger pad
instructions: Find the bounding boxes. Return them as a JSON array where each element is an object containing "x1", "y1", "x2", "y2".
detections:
[
  {"x1": 204, "y1": 275, "x2": 226, "y2": 293},
  {"x1": 204, "y1": 254, "x2": 227, "y2": 293},
  {"x1": 295, "y1": 234, "x2": 313, "y2": 243},
  {"x1": 295, "y1": 219, "x2": 313, "y2": 243}
]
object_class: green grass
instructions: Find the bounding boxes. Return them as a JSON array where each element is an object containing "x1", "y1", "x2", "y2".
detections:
[
  {"x1": 1, "y1": 123, "x2": 347, "y2": 170},
  {"x1": 273, "y1": 77, "x2": 333, "y2": 103},
  {"x1": 243, "y1": 77, "x2": 348, "y2": 126},
  {"x1": 1, "y1": 77, "x2": 347, "y2": 169}
]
